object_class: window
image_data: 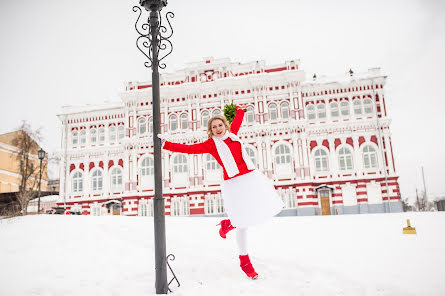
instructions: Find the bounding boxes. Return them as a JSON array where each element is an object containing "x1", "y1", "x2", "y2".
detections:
[
  {"x1": 281, "y1": 102, "x2": 290, "y2": 119},
  {"x1": 363, "y1": 145, "x2": 378, "y2": 169},
  {"x1": 269, "y1": 104, "x2": 277, "y2": 120},
  {"x1": 205, "y1": 154, "x2": 218, "y2": 171},
  {"x1": 317, "y1": 103, "x2": 326, "y2": 119},
  {"x1": 338, "y1": 147, "x2": 353, "y2": 170},
  {"x1": 171, "y1": 197, "x2": 190, "y2": 216},
  {"x1": 173, "y1": 154, "x2": 188, "y2": 173},
  {"x1": 149, "y1": 117, "x2": 153, "y2": 133},
  {"x1": 118, "y1": 125, "x2": 125, "y2": 140},
  {"x1": 245, "y1": 147, "x2": 256, "y2": 167},
  {"x1": 314, "y1": 149, "x2": 329, "y2": 172},
  {"x1": 139, "y1": 199, "x2": 153, "y2": 216},
  {"x1": 91, "y1": 170, "x2": 103, "y2": 191},
  {"x1": 202, "y1": 111, "x2": 209, "y2": 128},
  {"x1": 340, "y1": 101, "x2": 350, "y2": 116},
  {"x1": 80, "y1": 130, "x2": 86, "y2": 145},
  {"x1": 141, "y1": 157, "x2": 154, "y2": 176},
  {"x1": 364, "y1": 98, "x2": 373, "y2": 114},
  {"x1": 353, "y1": 100, "x2": 362, "y2": 115},
  {"x1": 110, "y1": 167, "x2": 123, "y2": 191},
  {"x1": 109, "y1": 126, "x2": 116, "y2": 142},
  {"x1": 72, "y1": 131, "x2": 78, "y2": 145},
  {"x1": 91, "y1": 204, "x2": 101, "y2": 216},
  {"x1": 307, "y1": 105, "x2": 316, "y2": 120},
  {"x1": 90, "y1": 128, "x2": 97, "y2": 144},
  {"x1": 246, "y1": 106, "x2": 255, "y2": 123},
  {"x1": 205, "y1": 195, "x2": 224, "y2": 215},
  {"x1": 330, "y1": 102, "x2": 339, "y2": 118},
  {"x1": 180, "y1": 114, "x2": 188, "y2": 130},
  {"x1": 170, "y1": 115, "x2": 178, "y2": 131},
  {"x1": 98, "y1": 127, "x2": 105, "y2": 143},
  {"x1": 275, "y1": 144, "x2": 291, "y2": 165},
  {"x1": 138, "y1": 118, "x2": 146, "y2": 134},
  {"x1": 72, "y1": 171, "x2": 83, "y2": 192},
  {"x1": 212, "y1": 109, "x2": 221, "y2": 116}
]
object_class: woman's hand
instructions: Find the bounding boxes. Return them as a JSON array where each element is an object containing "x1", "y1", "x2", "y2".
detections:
[{"x1": 157, "y1": 134, "x2": 166, "y2": 147}]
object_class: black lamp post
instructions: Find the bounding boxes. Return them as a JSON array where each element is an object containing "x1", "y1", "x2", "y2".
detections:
[
  {"x1": 37, "y1": 148, "x2": 45, "y2": 214},
  {"x1": 133, "y1": 1, "x2": 174, "y2": 294}
]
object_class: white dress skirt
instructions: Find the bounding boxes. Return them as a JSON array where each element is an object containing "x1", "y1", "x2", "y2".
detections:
[{"x1": 221, "y1": 170, "x2": 284, "y2": 228}]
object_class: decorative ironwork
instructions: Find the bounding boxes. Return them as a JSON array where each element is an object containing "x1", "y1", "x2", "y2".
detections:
[
  {"x1": 133, "y1": 6, "x2": 174, "y2": 69},
  {"x1": 166, "y1": 254, "x2": 180, "y2": 293}
]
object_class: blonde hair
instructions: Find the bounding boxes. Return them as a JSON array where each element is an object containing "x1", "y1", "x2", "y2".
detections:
[{"x1": 207, "y1": 115, "x2": 230, "y2": 138}]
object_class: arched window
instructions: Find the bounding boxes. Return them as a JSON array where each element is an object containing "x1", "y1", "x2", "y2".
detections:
[
  {"x1": 149, "y1": 117, "x2": 153, "y2": 133},
  {"x1": 363, "y1": 98, "x2": 373, "y2": 114},
  {"x1": 141, "y1": 157, "x2": 154, "y2": 176},
  {"x1": 109, "y1": 126, "x2": 116, "y2": 142},
  {"x1": 118, "y1": 125, "x2": 125, "y2": 140},
  {"x1": 307, "y1": 105, "x2": 316, "y2": 120},
  {"x1": 170, "y1": 115, "x2": 178, "y2": 131},
  {"x1": 72, "y1": 171, "x2": 83, "y2": 192},
  {"x1": 205, "y1": 154, "x2": 218, "y2": 171},
  {"x1": 281, "y1": 102, "x2": 290, "y2": 119},
  {"x1": 180, "y1": 114, "x2": 188, "y2": 130},
  {"x1": 173, "y1": 155, "x2": 188, "y2": 173},
  {"x1": 340, "y1": 101, "x2": 350, "y2": 116},
  {"x1": 98, "y1": 127, "x2": 105, "y2": 143},
  {"x1": 212, "y1": 109, "x2": 221, "y2": 116},
  {"x1": 90, "y1": 128, "x2": 97, "y2": 144},
  {"x1": 330, "y1": 102, "x2": 339, "y2": 118},
  {"x1": 138, "y1": 118, "x2": 146, "y2": 134},
  {"x1": 72, "y1": 131, "x2": 79, "y2": 146},
  {"x1": 202, "y1": 111, "x2": 209, "y2": 128},
  {"x1": 317, "y1": 103, "x2": 326, "y2": 119},
  {"x1": 80, "y1": 130, "x2": 86, "y2": 145},
  {"x1": 275, "y1": 144, "x2": 291, "y2": 165},
  {"x1": 314, "y1": 149, "x2": 329, "y2": 172},
  {"x1": 91, "y1": 170, "x2": 103, "y2": 191},
  {"x1": 362, "y1": 145, "x2": 378, "y2": 169},
  {"x1": 110, "y1": 167, "x2": 123, "y2": 191},
  {"x1": 245, "y1": 147, "x2": 256, "y2": 167},
  {"x1": 246, "y1": 106, "x2": 255, "y2": 123},
  {"x1": 269, "y1": 104, "x2": 277, "y2": 120},
  {"x1": 338, "y1": 147, "x2": 353, "y2": 170},
  {"x1": 353, "y1": 100, "x2": 362, "y2": 115}
]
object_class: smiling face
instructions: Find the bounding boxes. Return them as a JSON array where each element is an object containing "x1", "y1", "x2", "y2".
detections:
[{"x1": 211, "y1": 119, "x2": 227, "y2": 138}]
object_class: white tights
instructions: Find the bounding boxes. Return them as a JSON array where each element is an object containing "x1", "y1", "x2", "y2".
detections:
[{"x1": 236, "y1": 227, "x2": 248, "y2": 255}]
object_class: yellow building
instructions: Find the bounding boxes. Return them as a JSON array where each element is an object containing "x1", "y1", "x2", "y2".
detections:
[{"x1": 0, "y1": 131, "x2": 48, "y2": 194}]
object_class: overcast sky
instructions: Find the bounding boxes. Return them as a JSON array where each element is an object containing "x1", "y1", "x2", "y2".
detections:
[{"x1": 1, "y1": 0, "x2": 444, "y2": 201}]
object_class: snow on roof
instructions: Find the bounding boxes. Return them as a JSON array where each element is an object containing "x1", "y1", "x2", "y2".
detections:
[{"x1": 58, "y1": 100, "x2": 124, "y2": 116}]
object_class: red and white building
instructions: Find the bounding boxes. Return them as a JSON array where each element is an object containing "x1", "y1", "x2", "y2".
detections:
[{"x1": 57, "y1": 57, "x2": 402, "y2": 216}]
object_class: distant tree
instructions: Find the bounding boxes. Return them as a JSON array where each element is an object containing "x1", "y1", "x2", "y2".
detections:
[
  {"x1": 11, "y1": 121, "x2": 48, "y2": 215},
  {"x1": 401, "y1": 197, "x2": 414, "y2": 212}
]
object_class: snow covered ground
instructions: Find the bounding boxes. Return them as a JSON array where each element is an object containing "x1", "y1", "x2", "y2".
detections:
[{"x1": 1, "y1": 212, "x2": 444, "y2": 296}]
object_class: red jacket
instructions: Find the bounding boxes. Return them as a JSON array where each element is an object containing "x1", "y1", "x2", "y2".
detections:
[{"x1": 163, "y1": 106, "x2": 254, "y2": 180}]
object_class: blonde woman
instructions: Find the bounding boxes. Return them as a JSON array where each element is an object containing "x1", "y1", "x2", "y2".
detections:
[{"x1": 158, "y1": 105, "x2": 283, "y2": 279}]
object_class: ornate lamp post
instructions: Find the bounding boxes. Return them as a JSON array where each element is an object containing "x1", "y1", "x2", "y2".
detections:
[
  {"x1": 37, "y1": 148, "x2": 45, "y2": 213},
  {"x1": 133, "y1": 1, "x2": 175, "y2": 294}
]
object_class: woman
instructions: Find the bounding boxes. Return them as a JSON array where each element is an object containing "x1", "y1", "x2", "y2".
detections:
[{"x1": 158, "y1": 105, "x2": 284, "y2": 279}]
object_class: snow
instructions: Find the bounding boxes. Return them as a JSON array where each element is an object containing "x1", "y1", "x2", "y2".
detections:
[{"x1": 0, "y1": 212, "x2": 444, "y2": 296}]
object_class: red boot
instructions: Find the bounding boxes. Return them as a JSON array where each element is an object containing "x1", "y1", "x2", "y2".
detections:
[
  {"x1": 217, "y1": 219, "x2": 236, "y2": 239},
  {"x1": 239, "y1": 254, "x2": 258, "y2": 279}
]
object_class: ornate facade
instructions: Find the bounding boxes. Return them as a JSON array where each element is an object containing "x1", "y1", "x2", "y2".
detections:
[{"x1": 57, "y1": 57, "x2": 402, "y2": 216}]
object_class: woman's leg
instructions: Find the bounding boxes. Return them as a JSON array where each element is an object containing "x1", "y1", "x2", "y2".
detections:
[{"x1": 236, "y1": 227, "x2": 248, "y2": 255}]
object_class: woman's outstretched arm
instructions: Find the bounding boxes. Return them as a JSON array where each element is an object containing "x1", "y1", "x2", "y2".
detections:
[
  {"x1": 230, "y1": 106, "x2": 245, "y2": 135},
  {"x1": 162, "y1": 139, "x2": 211, "y2": 154}
]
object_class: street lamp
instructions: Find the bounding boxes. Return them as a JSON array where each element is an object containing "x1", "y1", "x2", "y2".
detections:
[
  {"x1": 133, "y1": 1, "x2": 175, "y2": 294},
  {"x1": 37, "y1": 148, "x2": 45, "y2": 214}
]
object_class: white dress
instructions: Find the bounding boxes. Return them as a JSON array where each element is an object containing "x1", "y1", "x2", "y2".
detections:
[{"x1": 221, "y1": 170, "x2": 284, "y2": 228}]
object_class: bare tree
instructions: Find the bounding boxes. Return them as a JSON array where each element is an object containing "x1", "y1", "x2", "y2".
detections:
[{"x1": 11, "y1": 121, "x2": 47, "y2": 215}]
